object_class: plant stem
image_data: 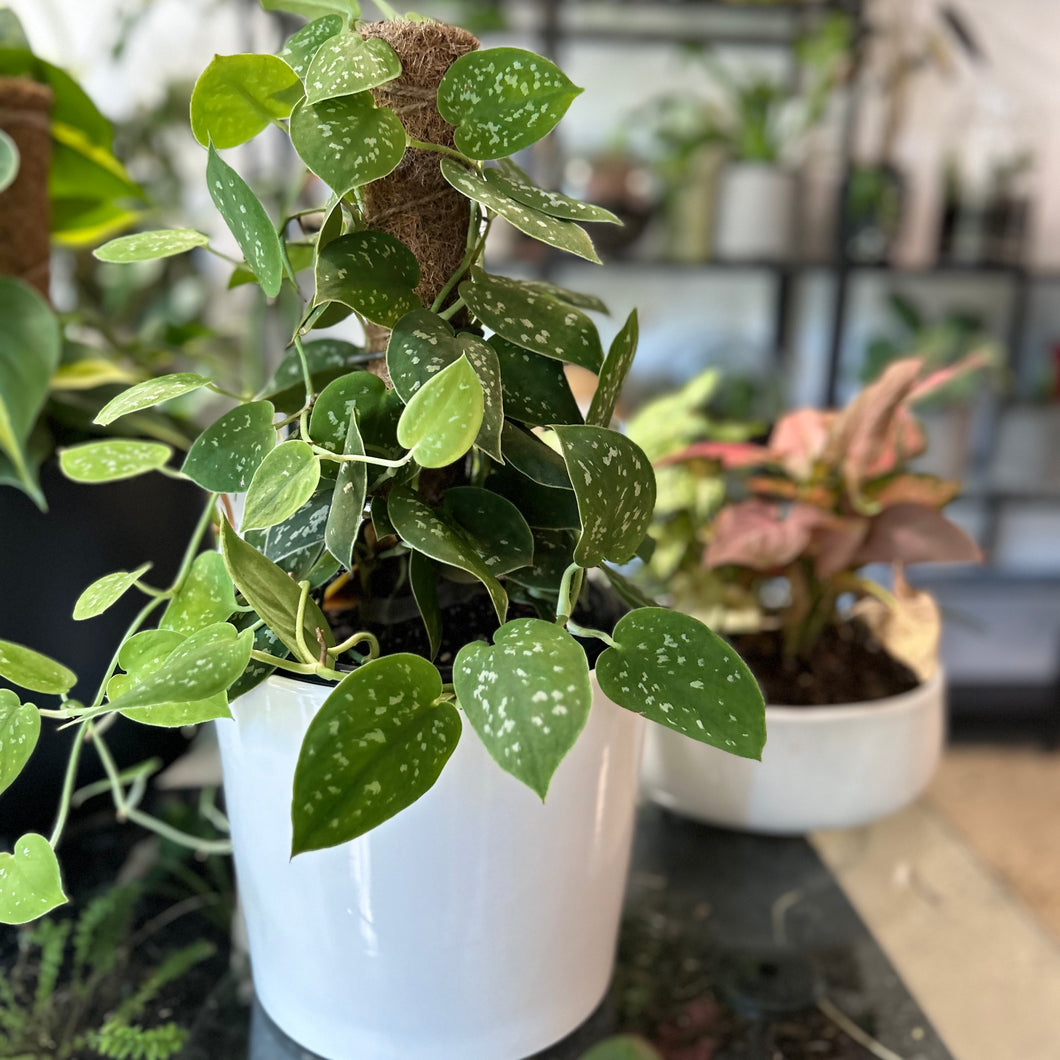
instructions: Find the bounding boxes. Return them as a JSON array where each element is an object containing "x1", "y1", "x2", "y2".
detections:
[
  {"x1": 311, "y1": 443, "x2": 412, "y2": 468},
  {"x1": 436, "y1": 296, "x2": 466, "y2": 322},
  {"x1": 565, "y1": 620, "x2": 618, "y2": 649},
  {"x1": 292, "y1": 332, "x2": 314, "y2": 410},
  {"x1": 406, "y1": 137, "x2": 476, "y2": 167},
  {"x1": 555, "y1": 563, "x2": 584, "y2": 625},
  {"x1": 328, "y1": 630, "x2": 380, "y2": 661},
  {"x1": 430, "y1": 204, "x2": 487, "y2": 313},
  {"x1": 48, "y1": 722, "x2": 87, "y2": 847}
]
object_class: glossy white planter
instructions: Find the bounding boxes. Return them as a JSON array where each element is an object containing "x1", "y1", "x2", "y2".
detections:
[
  {"x1": 216, "y1": 673, "x2": 645, "y2": 1060},
  {"x1": 641, "y1": 670, "x2": 945, "y2": 835},
  {"x1": 713, "y1": 162, "x2": 795, "y2": 261}
]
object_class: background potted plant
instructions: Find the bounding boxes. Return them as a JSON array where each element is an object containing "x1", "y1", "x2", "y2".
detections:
[
  {"x1": 0, "y1": 5, "x2": 766, "y2": 1058},
  {"x1": 637, "y1": 354, "x2": 985, "y2": 835}
]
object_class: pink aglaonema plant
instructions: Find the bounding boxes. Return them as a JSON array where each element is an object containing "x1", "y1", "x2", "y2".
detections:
[{"x1": 664, "y1": 355, "x2": 986, "y2": 660}]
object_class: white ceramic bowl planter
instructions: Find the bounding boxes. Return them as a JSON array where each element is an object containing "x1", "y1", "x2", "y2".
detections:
[
  {"x1": 641, "y1": 670, "x2": 945, "y2": 835},
  {"x1": 713, "y1": 162, "x2": 796, "y2": 261},
  {"x1": 216, "y1": 673, "x2": 645, "y2": 1060}
]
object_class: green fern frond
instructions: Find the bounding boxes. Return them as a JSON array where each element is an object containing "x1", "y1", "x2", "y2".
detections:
[
  {"x1": 72, "y1": 884, "x2": 142, "y2": 989},
  {"x1": 112, "y1": 940, "x2": 215, "y2": 1024},
  {"x1": 28, "y1": 918, "x2": 71, "y2": 1013},
  {"x1": 89, "y1": 1018, "x2": 187, "y2": 1060}
]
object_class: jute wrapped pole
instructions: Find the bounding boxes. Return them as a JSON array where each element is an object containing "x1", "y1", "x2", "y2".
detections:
[{"x1": 0, "y1": 77, "x2": 53, "y2": 297}]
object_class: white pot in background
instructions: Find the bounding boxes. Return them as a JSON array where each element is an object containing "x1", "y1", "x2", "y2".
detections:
[
  {"x1": 713, "y1": 162, "x2": 795, "y2": 261},
  {"x1": 216, "y1": 673, "x2": 645, "y2": 1060},
  {"x1": 640, "y1": 670, "x2": 945, "y2": 835}
]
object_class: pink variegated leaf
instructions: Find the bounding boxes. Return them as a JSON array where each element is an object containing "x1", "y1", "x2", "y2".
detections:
[
  {"x1": 868, "y1": 473, "x2": 961, "y2": 510},
  {"x1": 852, "y1": 503, "x2": 982, "y2": 567},
  {"x1": 909, "y1": 348, "x2": 993, "y2": 403},
  {"x1": 705, "y1": 499, "x2": 817, "y2": 572},
  {"x1": 806, "y1": 513, "x2": 870, "y2": 578},
  {"x1": 662, "y1": 440, "x2": 774, "y2": 469},
  {"x1": 768, "y1": 408, "x2": 835, "y2": 480}
]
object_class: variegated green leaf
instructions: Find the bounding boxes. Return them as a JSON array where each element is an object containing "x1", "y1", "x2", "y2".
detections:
[
  {"x1": 304, "y1": 33, "x2": 400, "y2": 104},
  {"x1": 278, "y1": 14, "x2": 344, "y2": 81},
  {"x1": 261, "y1": 338, "x2": 369, "y2": 414},
  {"x1": 457, "y1": 334, "x2": 504, "y2": 462},
  {"x1": 552, "y1": 425, "x2": 655, "y2": 567},
  {"x1": 489, "y1": 159, "x2": 621, "y2": 224},
  {"x1": 0, "y1": 834, "x2": 67, "y2": 924},
  {"x1": 291, "y1": 654, "x2": 460, "y2": 854},
  {"x1": 59, "y1": 440, "x2": 172, "y2": 483},
  {"x1": 460, "y1": 271, "x2": 603, "y2": 372},
  {"x1": 324, "y1": 411, "x2": 366, "y2": 568},
  {"x1": 501, "y1": 422, "x2": 571, "y2": 489},
  {"x1": 182, "y1": 400, "x2": 276, "y2": 492},
  {"x1": 0, "y1": 689, "x2": 39, "y2": 797},
  {"x1": 94, "y1": 372, "x2": 211, "y2": 426},
  {"x1": 160, "y1": 551, "x2": 238, "y2": 635},
  {"x1": 596, "y1": 608, "x2": 766, "y2": 759},
  {"x1": 453, "y1": 618, "x2": 591, "y2": 799},
  {"x1": 309, "y1": 370, "x2": 386, "y2": 453},
  {"x1": 386, "y1": 308, "x2": 460, "y2": 403},
  {"x1": 73, "y1": 563, "x2": 152, "y2": 621},
  {"x1": 408, "y1": 550, "x2": 442, "y2": 660},
  {"x1": 441, "y1": 158, "x2": 600, "y2": 264},
  {"x1": 506, "y1": 529, "x2": 576, "y2": 592},
  {"x1": 0, "y1": 640, "x2": 75, "y2": 696},
  {"x1": 315, "y1": 230, "x2": 420, "y2": 327},
  {"x1": 490, "y1": 335, "x2": 582, "y2": 427},
  {"x1": 290, "y1": 93, "x2": 406, "y2": 193},
  {"x1": 206, "y1": 146, "x2": 283, "y2": 297},
  {"x1": 396, "y1": 355, "x2": 483, "y2": 469},
  {"x1": 521, "y1": 279, "x2": 610, "y2": 315},
  {"x1": 0, "y1": 129, "x2": 18, "y2": 194},
  {"x1": 244, "y1": 489, "x2": 330, "y2": 579},
  {"x1": 437, "y1": 47, "x2": 582, "y2": 160},
  {"x1": 586, "y1": 309, "x2": 638, "y2": 427},
  {"x1": 441, "y1": 486, "x2": 533, "y2": 575},
  {"x1": 241, "y1": 440, "x2": 321, "y2": 531},
  {"x1": 191, "y1": 53, "x2": 302, "y2": 148},
  {"x1": 93, "y1": 229, "x2": 210, "y2": 263}
]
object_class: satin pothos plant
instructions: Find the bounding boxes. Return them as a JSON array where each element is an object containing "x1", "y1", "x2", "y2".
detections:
[{"x1": 0, "y1": 2, "x2": 765, "y2": 924}]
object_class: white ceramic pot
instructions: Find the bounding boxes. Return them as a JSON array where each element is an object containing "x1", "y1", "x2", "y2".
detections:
[
  {"x1": 640, "y1": 670, "x2": 945, "y2": 836},
  {"x1": 216, "y1": 673, "x2": 645, "y2": 1060},
  {"x1": 713, "y1": 162, "x2": 795, "y2": 261}
]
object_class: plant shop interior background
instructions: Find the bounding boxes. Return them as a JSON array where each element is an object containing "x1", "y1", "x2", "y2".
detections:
[{"x1": 7, "y1": 0, "x2": 1060, "y2": 1056}]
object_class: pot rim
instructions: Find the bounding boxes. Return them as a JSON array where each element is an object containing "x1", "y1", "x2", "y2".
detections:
[{"x1": 763, "y1": 666, "x2": 944, "y2": 721}]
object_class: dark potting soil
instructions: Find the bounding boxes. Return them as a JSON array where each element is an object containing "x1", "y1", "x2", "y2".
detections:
[{"x1": 729, "y1": 623, "x2": 919, "y2": 708}]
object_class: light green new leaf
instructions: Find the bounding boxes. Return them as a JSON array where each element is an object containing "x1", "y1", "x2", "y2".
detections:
[
  {"x1": 305, "y1": 33, "x2": 400, "y2": 104},
  {"x1": 0, "y1": 639, "x2": 75, "y2": 695},
  {"x1": 279, "y1": 15, "x2": 344, "y2": 81},
  {"x1": 0, "y1": 129, "x2": 19, "y2": 193},
  {"x1": 220, "y1": 519, "x2": 335, "y2": 658},
  {"x1": 59, "y1": 440, "x2": 172, "y2": 483},
  {"x1": 94, "y1": 372, "x2": 211, "y2": 426},
  {"x1": 291, "y1": 653, "x2": 460, "y2": 854},
  {"x1": 460, "y1": 271, "x2": 603, "y2": 372},
  {"x1": 454, "y1": 618, "x2": 591, "y2": 799},
  {"x1": 0, "y1": 278, "x2": 61, "y2": 507},
  {"x1": 586, "y1": 309, "x2": 638, "y2": 427},
  {"x1": 0, "y1": 689, "x2": 39, "y2": 796},
  {"x1": 388, "y1": 488, "x2": 508, "y2": 626},
  {"x1": 0, "y1": 834, "x2": 67, "y2": 924},
  {"x1": 315, "y1": 230, "x2": 421, "y2": 327},
  {"x1": 160, "y1": 552, "x2": 238, "y2": 635},
  {"x1": 597, "y1": 608, "x2": 766, "y2": 759},
  {"x1": 437, "y1": 47, "x2": 582, "y2": 160},
  {"x1": 490, "y1": 336, "x2": 582, "y2": 427},
  {"x1": 396, "y1": 355, "x2": 483, "y2": 469},
  {"x1": 73, "y1": 563, "x2": 152, "y2": 621},
  {"x1": 552, "y1": 425, "x2": 655, "y2": 567},
  {"x1": 206, "y1": 146, "x2": 284, "y2": 298},
  {"x1": 489, "y1": 159, "x2": 621, "y2": 224},
  {"x1": 441, "y1": 158, "x2": 600, "y2": 264},
  {"x1": 182, "y1": 400, "x2": 276, "y2": 492},
  {"x1": 290, "y1": 93, "x2": 406, "y2": 193},
  {"x1": 241, "y1": 440, "x2": 321, "y2": 531},
  {"x1": 93, "y1": 229, "x2": 210, "y2": 264},
  {"x1": 324, "y1": 412, "x2": 367, "y2": 568},
  {"x1": 261, "y1": 0, "x2": 359, "y2": 19},
  {"x1": 191, "y1": 53, "x2": 303, "y2": 149}
]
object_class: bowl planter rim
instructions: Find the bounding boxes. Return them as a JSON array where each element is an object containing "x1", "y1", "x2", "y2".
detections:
[{"x1": 763, "y1": 667, "x2": 945, "y2": 721}]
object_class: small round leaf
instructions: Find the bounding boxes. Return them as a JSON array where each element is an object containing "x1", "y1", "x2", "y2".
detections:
[
  {"x1": 0, "y1": 834, "x2": 67, "y2": 925},
  {"x1": 396, "y1": 355, "x2": 483, "y2": 469}
]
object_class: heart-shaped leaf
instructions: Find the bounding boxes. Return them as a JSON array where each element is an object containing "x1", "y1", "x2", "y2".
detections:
[
  {"x1": 94, "y1": 372, "x2": 211, "y2": 426},
  {"x1": 206, "y1": 146, "x2": 283, "y2": 298},
  {"x1": 73, "y1": 563, "x2": 152, "y2": 621},
  {"x1": 460, "y1": 271, "x2": 603, "y2": 371},
  {"x1": 309, "y1": 370, "x2": 386, "y2": 453},
  {"x1": 0, "y1": 834, "x2": 67, "y2": 924},
  {"x1": 553, "y1": 425, "x2": 655, "y2": 567},
  {"x1": 408, "y1": 550, "x2": 442, "y2": 660},
  {"x1": 0, "y1": 640, "x2": 76, "y2": 695},
  {"x1": 490, "y1": 336, "x2": 582, "y2": 427},
  {"x1": 315, "y1": 230, "x2": 421, "y2": 327},
  {"x1": 596, "y1": 608, "x2": 766, "y2": 759},
  {"x1": 324, "y1": 411, "x2": 367, "y2": 568},
  {"x1": 386, "y1": 309, "x2": 460, "y2": 403},
  {"x1": 441, "y1": 158, "x2": 600, "y2": 264},
  {"x1": 93, "y1": 229, "x2": 210, "y2": 263},
  {"x1": 278, "y1": 14, "x2": 344, "y2": 80},
  {"x1": 437, "y1": 47, "x2": 582, "y2": 160},
  {"x1": 0, "y1": 278, "x2": 61, "y2": 506},
  {"x1": 290, "y1": 93, "x2": 406, "y2": 193},
  {"x1": 501, "y1": 422, "x2": 571, "y2": 489},
  {"x1": 191, "y1": 53, "x2": 303, "y2": 148},
  {"x1": 220, "y1": 519, "x2": 335, "y2": 658},
  {"x1": 0, "y1": 690, "x2": 39, "y2": 796},
  {"x1": 441, "y1": 486, "x2": 534, "y2": 574},
  {"x1": 241, "y1": 440, "x2": 321, "y2": 531},
  {"x1": 0, "y1": 129, "x2": 18, "y2": 193},
  {"x1": 160, "y1": 551, "x2": 238, "y2": 635},
  {"x1": 396, "y1": 355, "x2": 483, "y2": 469},
  {"x1": 586, "y1": 309, "x2": 638, "y2": 427},
  {"x1": 59, "y1": 440, "x2": 173, "y2": 483},
  {"x1": 245, "y1": 489, "x2": 331, "y2": 579},
  {"x1": 291, "y1": 653, "x2": 460, "y2": 854},
  {"x1": 488, "y1": 159, "x2": 621, "y2": 224},
  {"x1": 388, "y1": 488, "x2": 508, "y2": 625},
  {"x1": 182, "y1": 400, "x2": 276, "y2": 492},
  {"x1": 304, "y1": 33, "x2": 401, "y2": 104},
  {"x1": 454, "y1": 618, "x2": 591, "y2": 799}
]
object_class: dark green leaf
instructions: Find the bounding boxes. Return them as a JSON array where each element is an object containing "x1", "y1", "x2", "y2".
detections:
[
  {"x1": 586, "y1": 309, "x2": 638, "y2": 427},
  {"x1": 73, "y1": 563, "x2": 152, "y2": 621},
  {"x1": 553, "y1": 425, "x2": 655, "y2": 567},
  {"x1": 228, "y1": 620, "x2": 289, "y2": 701},
  {"x1": 59, "y1": 440, "x2": 173, "y2": 483},
  {"x1": 291, "y1": 654, "x2": 459, "y2": 854},
  {"x1": 278, "y1": 15, "x2": 344, "y2": 81},
  {"x1": 487, "y1": 464, "x2": 580, "y2": 529},
  {"x1": 93, "y1": 229, "x2": 210, "y2": 263},
  {"x1": 309, "y1": 370, "x2": 386, "y2": 452},
  {"x1": 396, "y1": 355, "x2": 483, "y2": 469},
  {"x1": 0, "y1": 834, "x2": 67, "y2": 924},
  {"x1": 0, "y1": 689, "x2": 39, "y2": 797},
  {"x1": 386, "y1": 308, "x2": 460, "y2": 403},
  {"x1": 490, "y1": 159, "x2": 621, "y2": 224},
  {"x1": 453, "y1": 618, "x2": 591, "y2": 799},
  {"x1": 261, "y1": 338, "x2": 370, "y2": 414},
  {"x1": 599, "y1": 563, "x2": 659, "y2": 611},
  {"x1": 160, "y1": 552, "x2": 238, "y2": 635},
  {"x1": 315, "y1": 230, "x2": 420, "y2": 327},
  {"x1": 245, "y1": 488, "x2": 331, "y2": 579},
  {"x1": 457, "y1": 334, "x2": 504, "y2": 462},
  {"x1": 324, "y1": 412, "x2": 366, "y2": 568},
  {"x1": 596, "y1": 608, "x2": 766, "y2": 759},
  {"x1": 437, "y1": 47, "x2": 582, "y2": 160},
  {"x1": 304, "y1": 33, "x2": 401, "y2": 104},
  {"x1": 501, "y1": 422, "x2": 571, "y2": 489},
  {"x1": 408, "y1": 551, "x2": 442, "y2": 660},
  {"x1": 521, "y1": 279, "x2": 610, "y2": 315},
  {"x1": 441, "y1": 486, "x2": 534, "y2": 575},
  {"x1": 241, "y1": 440, "x2": 321, "y2": 531},
  {"x1": 506, "y1": 529, "x2": 576, "y2": 591},
  {"x1": 490, "y1": 335, "x2": 582, "y2": 427},
  {"x1": 94, "y1": 372, "x2": 211, "y2": 426},
  {"x1": 182, "y1": 400, "x2": 276, "y2": 492}
]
